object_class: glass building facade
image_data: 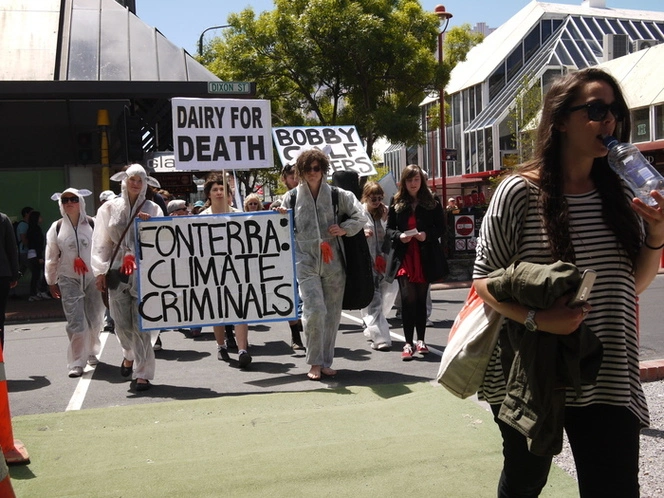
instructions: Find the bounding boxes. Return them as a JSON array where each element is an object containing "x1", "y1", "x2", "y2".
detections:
[{"x1": 418, "y1": 3, "x2": 664, "y2": 196}]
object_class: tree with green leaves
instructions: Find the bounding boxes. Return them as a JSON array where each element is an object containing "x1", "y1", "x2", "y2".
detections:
[
  {"x1": 507, "y1": 74, "x2": 542, "y2": 164},
  {"x1": 443, "y1": 23, "x2": 484, "y2": 68},
  {"x1": 203, "y1": 0, "x2": 446, "y2": 165}
]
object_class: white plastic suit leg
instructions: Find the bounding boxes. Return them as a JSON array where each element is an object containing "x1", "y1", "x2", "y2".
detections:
[
  {"x1": 59, "y1": 275, "x2": 104, "y2": 370},
  {"x1": 300, "y1": 259, "x2": 345, "y2": 369},
  {"x1": 109, "y1": 276, "x2": 155, "y2": 380},
  {"x1": 361, "y1": 275, "x2": 397, "y2": 347}
]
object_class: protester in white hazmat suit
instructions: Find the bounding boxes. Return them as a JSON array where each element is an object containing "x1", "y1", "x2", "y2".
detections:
[
  {"x1": 45, "y1": 188, "x2": 104, "y2": 378},
  {"x1": 359, "y1": 182, "x2": 398, "y2": 351},
  {"x1": 279, "y1": 149, "x2": 366, "y2": 380},
  {"x1": 91, "y1": 164, "x2": 162, "y2": 391}
]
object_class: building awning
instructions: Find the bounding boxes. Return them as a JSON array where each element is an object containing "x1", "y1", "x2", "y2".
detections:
[{"x1": 635, "y1": 140, "x2": 664, "y2": 152}]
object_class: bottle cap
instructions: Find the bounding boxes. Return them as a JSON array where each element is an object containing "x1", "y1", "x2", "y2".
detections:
[{"x1": 603, "y1": 135, "x2": 619, "y2": 149}]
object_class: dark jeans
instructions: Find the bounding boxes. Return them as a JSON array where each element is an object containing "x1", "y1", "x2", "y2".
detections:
[
  {"x1": 0, "y1": 276, "x2": 10, "y2": 348},
  {"x1": 27, "y1": 258, "x2": 46, "y2": 296},
  {"x1": 491, "y1": 403, "x2": 641, "y2": 498},
  {"x1": 397, "y1": 277, "x2": 429, "y2": 345}
]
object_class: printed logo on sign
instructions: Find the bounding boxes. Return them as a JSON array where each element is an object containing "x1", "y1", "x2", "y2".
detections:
[{"x1": 455, "y1": 215, "x2": 474, "y2": 237}]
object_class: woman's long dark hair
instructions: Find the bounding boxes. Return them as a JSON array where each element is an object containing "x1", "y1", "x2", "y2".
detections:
[
  {"x1": 519, "y1": 68, "x2": 640, "y2": 267},
  {"x1": 393, "y1": 164, "x2": 437, "y2": 212}
]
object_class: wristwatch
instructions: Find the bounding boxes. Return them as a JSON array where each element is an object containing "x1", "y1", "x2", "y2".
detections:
[{"x1": 524, "y1": 309, "x2": 538, "y2": 332}]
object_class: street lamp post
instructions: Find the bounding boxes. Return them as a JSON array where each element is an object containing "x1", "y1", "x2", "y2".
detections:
[
  {"x1": 198, "y1": 24, "x2": 231, "y2": 57},
  {"x1": 435, "y1": 5, "x2": 452, "y2": 203}
]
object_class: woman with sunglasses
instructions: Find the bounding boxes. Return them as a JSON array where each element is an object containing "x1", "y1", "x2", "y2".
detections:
[
  {"x1": 92, "y1": 165, "x2": 163, "y2": 392},
  {"x1": 45, "y1": 189, "x2": 104, "y2": 378},
  {"x1": 279, "y1": 148, "x2": 366, "y2": 381},
  {"x1": 243, "y1": 193, "x2": 263, "y2": 212},
  {"x1": 472, "y1": 68, "x2": 664, "y2": 497},
  {"x1": 360, "y1": 182, "x2": 398, "y2": 351}
]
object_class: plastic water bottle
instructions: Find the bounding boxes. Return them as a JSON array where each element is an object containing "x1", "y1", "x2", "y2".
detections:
[{"x1": 603, "y1": 136, "x2": 664, "y2": 206}]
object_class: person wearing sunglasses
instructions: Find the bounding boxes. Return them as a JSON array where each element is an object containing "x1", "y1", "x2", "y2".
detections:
[
  {"x1": 278, "y1": 148, "x2": 366, "y2": 381},
  {"x1": 45, "y1": 188, "x2": 104, "y2": 378},
  {"x1": 471, "y1": 68, "x2": 664, "y2": 497},
  {"x1": 243, "y1": 193, "x2": 263, "y2": 212},
  {"x1": 359, "y1": 182, "x2": 398, "y2": 352}
]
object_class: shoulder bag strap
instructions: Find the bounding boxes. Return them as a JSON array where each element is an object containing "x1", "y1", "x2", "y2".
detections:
[{"x1": 108, "y1": 199, "x2": 147, "y2": 268}]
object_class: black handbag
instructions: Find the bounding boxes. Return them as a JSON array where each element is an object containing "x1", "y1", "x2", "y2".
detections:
[
  {"x1": 105, "y1": 268, "x2": 129, "y2": 290},
  {"x1": 332, "y1": 188, "x2": 375, "y2": 310}
]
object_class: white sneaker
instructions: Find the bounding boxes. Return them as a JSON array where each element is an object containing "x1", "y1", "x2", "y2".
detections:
[
  {"x1": 87, "y1": 355, "x2": 99, "y2": 366},
  {"x1": 68, "y1": 366, "x2": 84, "y2": 378}
]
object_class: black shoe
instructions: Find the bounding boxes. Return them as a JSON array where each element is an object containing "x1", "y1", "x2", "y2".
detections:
[
  {"x1": 153, "y1": 336, "x2": 163, "y2": 351},
  {"x1": 135, "y1": 380, "x2": 151, "y2": 392},
  {"x1": 218, "y1": 347, "x2": 230, "y2": 361},
  {"x1": 291, "y1": 331, "x2": 305, "y2": 351},
  {"x1": 238, "y1": 351, "x2": 252, "y2": 369},
  {"x1": 120, "y1": 359, "x2": 133, "y2": 378}
]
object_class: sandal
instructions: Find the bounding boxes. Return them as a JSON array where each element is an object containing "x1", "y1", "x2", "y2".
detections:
[
  {"x1": 120, "y1": 359, "x2": 133, "y2": 378},
  {"x1": 135, "y1": 380, "x2": 151, "y2": 392}
]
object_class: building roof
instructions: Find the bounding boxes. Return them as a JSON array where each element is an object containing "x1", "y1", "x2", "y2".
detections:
[
  {"x1": 598, "y1": 43, "x2": 664, "y2": 107},
  {"x1": 446, "y1": 0, "x2": 664, "y2": 94},
  {"x1": 0, "y1": 0, "x2": 219, "y2": 82}
]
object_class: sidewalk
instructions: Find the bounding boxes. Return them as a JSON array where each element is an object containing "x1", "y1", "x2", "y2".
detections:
[{"x1": 5, "y1": 295, "x2": 65, "y2": 324}]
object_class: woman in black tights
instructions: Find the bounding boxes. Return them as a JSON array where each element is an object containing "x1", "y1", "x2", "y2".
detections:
[{"x1": 385, "y1": 164, "x2": 446, "y2": 361}]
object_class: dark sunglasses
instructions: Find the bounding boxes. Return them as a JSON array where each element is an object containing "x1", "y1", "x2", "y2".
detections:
[
  {"x1": 246, "y1": 202, "x2": 259, "y2": 206},
  {"x1": 303, "y1": 165, "x2": 321, "y2": 173},
  {"x1": 567, "y1": 101, "x2": 624, "y2": 122},
  {"x1": 61, "y1": 196, "x2": 80, "y2": 204},
  {"x1": 369, "y1": 196, "x2": 383, "y2": 202}
]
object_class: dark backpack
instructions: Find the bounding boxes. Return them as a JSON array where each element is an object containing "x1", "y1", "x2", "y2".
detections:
[{"x1": 289, "y1": 186, "x2": 375, "y2": 310}]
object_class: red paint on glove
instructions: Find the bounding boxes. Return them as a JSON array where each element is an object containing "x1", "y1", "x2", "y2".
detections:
[
  {"x1": 121, "y1": 254, "x2": 136, "y2": 275},
  {"x1": 320, "y1": 241, "x2": 334, "y2": 264},
  {"x1": 73, "y1": 257, "x2": 89, "y2": 275},
  {"x1": 375, "y1": 255, "x2": 386, "y2": 274}
]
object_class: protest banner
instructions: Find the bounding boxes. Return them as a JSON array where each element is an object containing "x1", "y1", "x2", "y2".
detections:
[
  {"x1": 172, "y1": 98, "x2": 273, "y2": 170},
  {"x1": 272, "y1": 125, "x2": 377, "y2": 177},
  {"x1": 136, "y1": 210, "x2": 298, "y2": 330}
]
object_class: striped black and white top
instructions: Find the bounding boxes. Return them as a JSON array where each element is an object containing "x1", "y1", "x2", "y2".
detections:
[{"x1": 473, "y1": 175, "x2": 649, "y2": 427}]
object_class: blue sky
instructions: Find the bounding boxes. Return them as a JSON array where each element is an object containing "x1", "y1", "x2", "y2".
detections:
[{"x1": 136, "y1": 0, "x2": 664, "y2": 55}]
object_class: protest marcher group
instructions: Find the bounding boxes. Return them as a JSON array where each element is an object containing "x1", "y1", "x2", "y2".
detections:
[{"x1": 4, "y1": 152, "x2": 452, "y2": 391}]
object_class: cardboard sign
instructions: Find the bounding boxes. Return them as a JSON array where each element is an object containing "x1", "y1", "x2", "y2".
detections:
[
  {"x1": 172, "y1": 98, "x2": 273, "y2": 170},
  {"x1": 272, "y1": 126, "x2": 377, "y2": 177},
  {"x1": 136, "y1": 211, "x2": 298, "y2": 330}
]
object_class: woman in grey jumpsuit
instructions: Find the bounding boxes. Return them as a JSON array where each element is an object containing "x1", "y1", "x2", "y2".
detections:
[{"x1": 280, "y1": 149, "x2": 366, "y2": 380}]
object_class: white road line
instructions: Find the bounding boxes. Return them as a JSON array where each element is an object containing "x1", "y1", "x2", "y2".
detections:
[
  {"x1": 340, "y1": 311, "x2": 443, "y2": 356},
  {"x1": 65, "y1": 331, "x2": 111, "y2": 412}
]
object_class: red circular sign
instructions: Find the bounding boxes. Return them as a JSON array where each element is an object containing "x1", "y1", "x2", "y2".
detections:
[{"x1": 455, "y1": 216, "x2": 474, "y2": 237}]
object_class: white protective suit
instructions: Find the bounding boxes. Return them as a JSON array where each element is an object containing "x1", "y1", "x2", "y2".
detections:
[
  {"x1": 45, "y1": 188, "x2": 104, "y2": 371},
  {"x1": 282, "y1": 182, "x2": 366, "y2": 368},
  {"x1": 91, "y1": 165, "x2": 162, "y2": 380},
  {"x1": 361, "y1": 205, "x2": 398, "y2": 348}
]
